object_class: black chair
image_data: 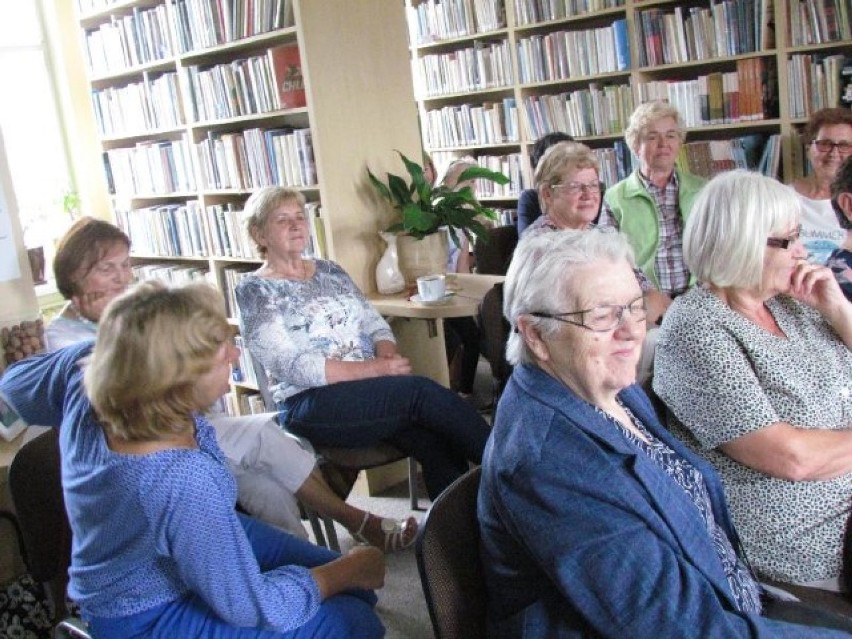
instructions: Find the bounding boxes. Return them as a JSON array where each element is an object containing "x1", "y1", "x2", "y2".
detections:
[
  {"x1": 479, "y1": 282, "x2": 513, "y2": 404},
  {"x1": 474, "y1": 225, "x2": 518, "y2": 276},
  {"x1": 250, "y1": 356, "x2": 422, "y2": 550},
  {"x1": 415, "y1": 466, "x2": 486, "y2": 639},
  {"x1": 8, "y1": 429, "x2": 92, "y2": 638}
]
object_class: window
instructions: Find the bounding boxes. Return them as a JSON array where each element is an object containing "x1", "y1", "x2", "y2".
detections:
[{"x1": 0, "y1": 3, "x2": 76, "y2": 285}]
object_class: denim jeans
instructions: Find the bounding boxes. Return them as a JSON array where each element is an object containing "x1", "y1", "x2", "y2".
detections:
[
  {"x1": 278, "y1": 375, "x2": 490, "y2": 500},
  {"x1": 88, "y1": 515, "x2": 383, "y2": 639}
]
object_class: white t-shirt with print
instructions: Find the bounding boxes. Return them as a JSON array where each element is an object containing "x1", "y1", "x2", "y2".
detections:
[{"x1": 797, "y1": 194, "x2": 845, "y2": 265}]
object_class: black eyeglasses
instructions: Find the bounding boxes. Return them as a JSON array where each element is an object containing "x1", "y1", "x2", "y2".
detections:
[
  {"x1": 766, "y1": 227, "x2": 801, "y2": 250},
  {"x1": 811, "y1": 139, "x2": 852, "y2": 155},
  {"x1": 530, "y1": 295, "x2": 647, "y2": 332}
]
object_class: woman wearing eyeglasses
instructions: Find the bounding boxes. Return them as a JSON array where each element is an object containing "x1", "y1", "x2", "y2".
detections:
[
  {"x1": 791, "y1": 108, "x2": 852, "y2": 265},
  {"x1": 479, "y1": 227, "x2": 852, "y2": 637},
  {"x1": 527, "y1": 141, "x2": 669, "y2": 382},
  {"x1": 655, "y1": 170, "x2": 852, "y2": 610}
]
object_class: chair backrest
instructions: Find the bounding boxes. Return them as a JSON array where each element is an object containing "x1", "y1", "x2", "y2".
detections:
[
  {"x1": 8, "y1": 428, "x2": 72, "y2": 622},
  {"x1": 415, "y1": 466, "x2": 486, "y2": 639},
  {"x1": 474, "y1": 225, "x2": 518, "y2": 276},
  {"x1": 479, "y1": 282, "x2": 513, "y2": 396}
]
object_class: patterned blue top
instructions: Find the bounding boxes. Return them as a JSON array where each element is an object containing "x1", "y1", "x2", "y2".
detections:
[
  {"x1": 609, "y1": 403, "x2": 762, "y2": 614},
  {"x1": 236, "y1": 260, "x2": 395, "y2": 404},
  {"x1": 0, "y1": 342, "x2": 321, "y2": 630}
]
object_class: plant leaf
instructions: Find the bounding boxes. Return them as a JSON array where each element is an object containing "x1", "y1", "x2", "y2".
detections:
[
  {"x1": 367, "y1": 169, "x2": 392, "y2": 202},
  {"x1": 456, "y1": 166, "x2": 510, "y2": 185}
]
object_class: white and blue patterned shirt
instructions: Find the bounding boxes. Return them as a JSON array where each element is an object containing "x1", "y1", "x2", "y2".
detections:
[{"x1": 236, "y1": 260, "x2": 395, "y2": 404}]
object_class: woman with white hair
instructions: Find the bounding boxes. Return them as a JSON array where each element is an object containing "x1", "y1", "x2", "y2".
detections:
[
  {"x1": 655, "y1": 170, "x2": 852, "y2": 602},
  {"x1": 478, "y1": 228, "x2": 852, "y2": 636}
]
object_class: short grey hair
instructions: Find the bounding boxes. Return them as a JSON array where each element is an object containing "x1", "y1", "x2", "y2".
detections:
[
  {"x1": 244, "y1": 186, "x2": 307, "y2": 258},
  {"x1": 684, "y1": 170, "x2": 800, "y2": 289},
  {"x1": 534, "y1": 142, "x2": 599, "y2": 214},
  {"x1": 504, "y1": 228, "x2": 635, "y2": 366},
  {"x1": 625, "y1": 101, "x2": 686, "y2": 153}
]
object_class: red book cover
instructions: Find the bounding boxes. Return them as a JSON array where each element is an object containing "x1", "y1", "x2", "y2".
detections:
[{"x1": 268, "y1": 44, "x2": 306, "y2": 109}]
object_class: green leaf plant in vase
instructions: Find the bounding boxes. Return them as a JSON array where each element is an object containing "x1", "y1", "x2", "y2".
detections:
[{"x1": 368, "y1": 151, "x2": 509, "y2": 287}]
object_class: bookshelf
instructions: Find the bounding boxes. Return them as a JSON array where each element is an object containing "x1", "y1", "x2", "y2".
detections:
[
  {"x1": 406, "y1": 0, "x2": 852, "y2": 190},
  {"x1": 76, "y1": 0, "x2": 424, "y2": 413}
]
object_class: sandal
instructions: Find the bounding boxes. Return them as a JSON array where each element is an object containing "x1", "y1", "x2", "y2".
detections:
[{"x1": 352, "y1": 512, "x2": 418, "y2": 553}]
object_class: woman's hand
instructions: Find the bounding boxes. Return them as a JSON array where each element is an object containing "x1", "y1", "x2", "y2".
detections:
[
  {"x1": 789, "y1": 261, "x2": 852, "y2": 348},
  {"x1": 372, "y1": 354, "x2": 411, "y2": 376},
  {"x1": 311, "y1": 545, "x2": 385, "y2": 599},
  {"x1": 789, "y1": 261, "x2": 846, "y2": 314}
]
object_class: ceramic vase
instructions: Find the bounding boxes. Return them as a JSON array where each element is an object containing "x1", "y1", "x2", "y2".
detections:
[{"x1": 376, "y1": 232, "x2": 406, "y2": 294}]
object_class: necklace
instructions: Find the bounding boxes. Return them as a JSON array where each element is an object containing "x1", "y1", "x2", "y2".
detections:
[{"x1": 68, "y1": 302, "x2": 97, "y2": 327}]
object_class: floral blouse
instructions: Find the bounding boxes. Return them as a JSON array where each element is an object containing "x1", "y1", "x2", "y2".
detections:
[{"x1": 235, "y1": 260, "x2": 395, "y2": 404}]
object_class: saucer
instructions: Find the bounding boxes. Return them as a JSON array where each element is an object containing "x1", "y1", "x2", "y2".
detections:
[{"x1": 411, "y1": 293, "x2": 454, "y2": 306}]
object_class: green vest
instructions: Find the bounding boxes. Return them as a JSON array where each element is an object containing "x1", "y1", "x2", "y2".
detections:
[{"x1": 603, "y1": 169, "x2": 706, "y2": 291}]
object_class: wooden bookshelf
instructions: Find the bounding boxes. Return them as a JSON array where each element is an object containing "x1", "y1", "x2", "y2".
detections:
[
  {"x1": 75, "y1": 0, "x2": 424, "y2": 413},
  {"x1": 406, "y1": 0, "x2": 852, "y2": 188}
]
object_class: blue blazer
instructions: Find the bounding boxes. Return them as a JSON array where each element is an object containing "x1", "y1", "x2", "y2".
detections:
[{"x1": 478, "y1": 364, "x2": 846, "y2": 638}]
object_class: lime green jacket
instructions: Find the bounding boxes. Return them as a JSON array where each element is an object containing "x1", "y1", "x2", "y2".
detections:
[{"x1": 603, "y1": 169, "x2": 706, "y2": 290}]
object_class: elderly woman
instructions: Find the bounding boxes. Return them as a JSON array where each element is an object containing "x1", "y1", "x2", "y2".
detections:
[
  {"x1": 526, "y1": 141, "x2": 669, "y2": 380},
  {"x1": 45, "y1": 216, "x2": 416, "y2": 552},
  {"x1": 516, "y1": 131, "x2": 574, "y2": 234},
  {"x1": 0, "y1": 281, "x2": 385, "y2": 638},
  {"x1": 828, "y1": 157, "x2": 852, "y2": 299},
  {"x1": 235, "y1": 186, "x2": 490, "y2": 501},
  {"x1": 791, "y1": 108, "x2": 852, "y2": 265},
  {"x1": 479, "y1": 228, "x2": 852, "y2": 637},
  {"x1": 599, "y1": 100, "x2": 706, "y2": 299},
  {"x1": 654, "y1": 170, "x2": 852, "y2": 599}
]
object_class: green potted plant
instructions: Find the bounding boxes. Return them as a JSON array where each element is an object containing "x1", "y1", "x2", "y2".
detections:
[{"x1": 368, "y1": 151, "x2": 509, "y2": 284}]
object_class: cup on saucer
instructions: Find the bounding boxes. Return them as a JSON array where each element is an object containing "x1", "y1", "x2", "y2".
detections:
[{"x1": 416, "y1": 274, "x2": 446, "y2": 302}]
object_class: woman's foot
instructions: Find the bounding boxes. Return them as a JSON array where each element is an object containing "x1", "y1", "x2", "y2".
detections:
[{"x1": 351, "y1": 512, "x2": 418, "y2": 553}]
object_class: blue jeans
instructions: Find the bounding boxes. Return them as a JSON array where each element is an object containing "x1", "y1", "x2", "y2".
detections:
[
  {"x1": 278, "y1": 376, "x2": 490, "y2": 500},
  {"x1": 88, "y1": 515, "x2": 383, "y2": 639}
]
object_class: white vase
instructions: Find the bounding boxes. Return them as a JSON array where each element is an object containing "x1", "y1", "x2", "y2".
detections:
[{"x1": 376, "y1": 232, "x2": 406, "y2": 294}]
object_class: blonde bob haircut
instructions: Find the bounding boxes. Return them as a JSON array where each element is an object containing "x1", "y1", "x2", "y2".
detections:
[
  {"x1": 683, "y1": 170, "x2": 800, "y2": 290},
  {"x1": 624, "y1": 101, "x2": 686, "y2": 153},
  {"x1": 245, "y1": 186, "x2": 307, "y2": 258},
  {"x1": 85, "y1": 280, "x2": 231, "y2": 441},
  {"x1": 504, "y1": 228, "x2": 635, "y2": 366},
  {"x1": 534, "y1": 142, "x2": 600, "y2": 214}
]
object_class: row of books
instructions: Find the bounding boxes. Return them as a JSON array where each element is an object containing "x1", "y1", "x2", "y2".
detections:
[
  {"x1": 407, "y1": 0, "x2": 507, "y2": 45},
  {"x1": 105, "y1": 136, "x2": 196, "y2": 196},
  {"x1": 224, "y1": 272, "x2": 255, "y2": 320},
  {"x1": 172, "y1": 0, "x2": 294, "y2": 53},
  {"x1": 77, "y1": 0, "x2": 121, "y2": 14},
  {"x1": 513, "y1": 0, "x2": 625, "y2": 27},
  {"x1": 593, "y1": 143, "x2": 634, "y2": 187},
  {"x1": 474, "y1": 153, "x2": 524, "y2": 196},
  {"x1": 416, "y1": 40, "x2": 514, "y2": 97},
  {"x1": 635, "y1": 1, "x2": 773, "y2": 69},
  {"x1": 516, "y1": 19, "x2": 629, "y2": 82},
  {"x1": 635, "y1": 58, "x2": 778, "y2": 127},
  {"x1": 787, "y1": 54, "x2": 850, "y2": 119},
  {"x1": 222, "y1": 391, "x2": 267, "y2": 416},
  {"x1": 83, "y1": 4, "x2": 172, "y2": 77},
  {"x1": 186, "y1": 44, "x2": 305, "y2": 123},
  {"x1": 521, "y1": 83, "x2": 635, "y2": 140},
  {"x1": 116, "y1": 199, "x2": 325, "y2": 261},
  {"x1": 196, "y1": 127, "x2": 316, "y2": 191},
  {"x1": 132, "y1": 263, "x2": 210, "y2": 286},
  {"x1": 676, "y1": 134, "x2": 779, "y2": 180},
  {"x1": 91, "y1": 72, "x2": 183, "y2": 138},
  {"x1": 422, "y1": 98, "x2": 519, "y2": 149},
  {"x1": 788, "y1": 0, "x2": 851, "y2": 46}
]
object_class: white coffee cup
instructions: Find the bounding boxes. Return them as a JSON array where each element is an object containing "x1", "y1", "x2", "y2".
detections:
[{"x1": 417, "y1": 274, "x2": 446, "y2": 301}]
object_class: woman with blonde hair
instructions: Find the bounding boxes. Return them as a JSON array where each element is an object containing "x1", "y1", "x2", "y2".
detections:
[
  {"x1": 236, "y1": 186, "x2": 490, "y2": 501},
  {"x1": 0, "y1": 281, "x2": 386, "y2": 638}
]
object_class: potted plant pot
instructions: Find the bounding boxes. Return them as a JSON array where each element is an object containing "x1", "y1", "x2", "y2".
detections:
[{"x1": 397, "y1": 230, "x2": 449, "y2": 286}]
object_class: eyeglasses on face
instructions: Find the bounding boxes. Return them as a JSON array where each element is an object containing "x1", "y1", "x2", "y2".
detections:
[
  {"x1": 642, "y1": 131, "x2": 681, "y2": 145},
  {"x1": 530, "y1": 295, "x2": 647, "y2": 332},
  {"x1": 811, "y1": 139, "x2": 852, "y2": 155},
  {"x1": 766, "y1": 226, "x2": 801, "y2": 250},
  {"x1": 551, "y1": 181, "x2": 600, "y2": 196}
]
